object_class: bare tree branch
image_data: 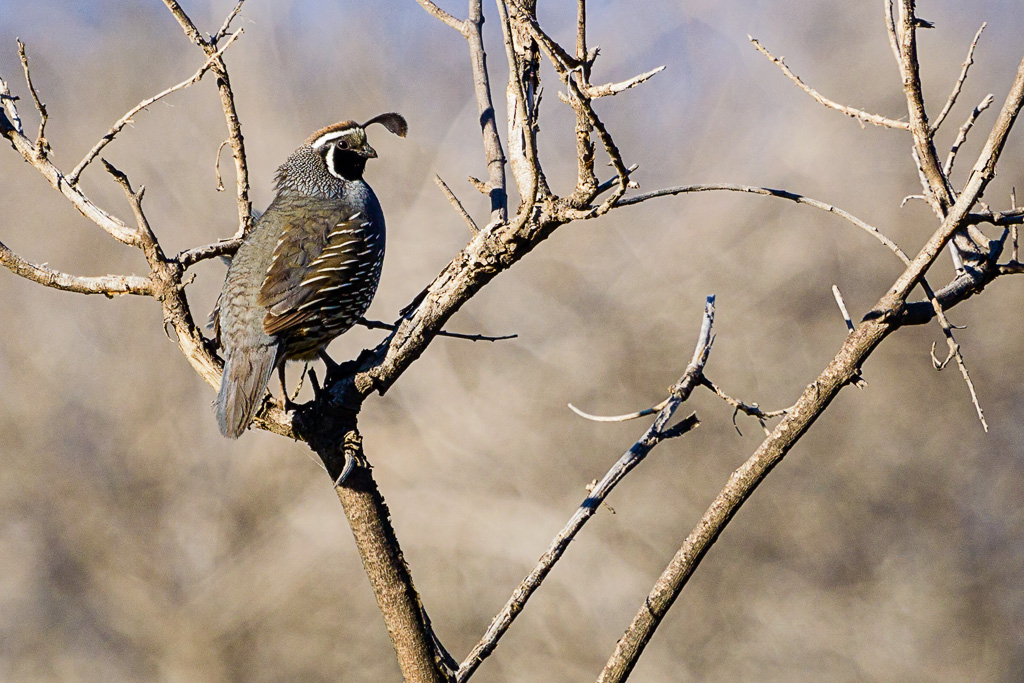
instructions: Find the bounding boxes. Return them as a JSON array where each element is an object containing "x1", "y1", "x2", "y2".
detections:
[
  {"x1": 1, "y1": 108, "x2": 142, "y2": 247},
  {"x1": 213, "y1": 0, "x2": 246, "y2": 44},
  {"x1": 498, "y1": 0, "x2": 543, "y2": 210},
  {"x1": 597, "y1": 51, "x2": 1024, "y2": 683},
  {"x1": 177, "y1": 237, "x2": 243, "y2": 270},
  {"x1": 944, "y1": 93, "x2": 995, "y2": 177},
  {"x1": 458, "y1": 295, "x2": 714, "y2": 682},
  {"x1": 832, "y1": 285, "x2": 856, "y2": 332},
  {"x1": 892, "y1": 0, "x2": 954, "y2": 214},
  {"x1": 414, "y1": 0, "x2": 465, "y2": 32},
  {"x1": 417, "y1": 1, "x2": 508, "y2": 225},
  {"x1": 700, "y1": 377, "x2": 789, "y2": 437},
  {"x1": 16, "y1": 39, "x2": 47, "y2": 155},
  {"x1": 466, "y1": 0, "x2": 508, "y2": 224},
  {"x1": 162, "y1": 0, "x2": 253, "y2": 237},
  {"x1": 750, "y1": 36, "x2": 909, "y2": 130},
  {"x1": 358, "y1": 318, "x2": 515, "y2": 342},
  {"x1": 0, "y1": 239, "x2": 152, "y2": 296},
  {"x1": 434, "y1": 174, "x2": 479, "y2": 233},
  {"x1": 931, "y1": 23, "x2": 986, "y2": 133},
  {"x1": 0, "y1": 73, "x2": 24, "y2": 135},
  {"x1": 68, "y1": 28, "x2": 243, "y2": 185},
  {"x1": 617, "y1": 183, "x2": 909, "y2": 262}
]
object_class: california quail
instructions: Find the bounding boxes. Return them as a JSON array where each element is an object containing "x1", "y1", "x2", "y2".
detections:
[{"x1": 214, "y1": 113, "x2": 408, "y2": 438}]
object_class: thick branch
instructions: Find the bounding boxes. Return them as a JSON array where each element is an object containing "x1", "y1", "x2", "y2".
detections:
[
  {"x1": 893, "y1": 0, "x2": 954, "y2": 212},
  {"x1": 499, "y1": 0, "x2": 543, "y2": 208},
  {"x1": 293, "y1": 414, "x2": 451, "y2": 682},
  {"x1": 466, "y1": 0, "x2": 508, "y2": 224}
]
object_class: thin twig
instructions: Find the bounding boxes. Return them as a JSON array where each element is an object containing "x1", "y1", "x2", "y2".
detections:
[
  {"x1": 465, "y1": 0, "x2": 508, "y2": 224},
  {"x1": 417, "y1": 0, "x2": 507, "y2": 226},
  {"x1": 0, "y1": 73, "x2": 24, "y2": 135},
  {"x1": 943, "y1": 93, "x2": 995, "y2": 177},
  {"x1": 214, "y1": 138, "x2": 230, "y2": 191},
  {"x1": 358, "y1": 318, "x2": 516, "y2": 342},
  {"x1": 884, "y1": 0, "x2": 902, "y2": 65},
  {"x1": 434, "y1": 174, "x2": 479, "y2": 234},
  {"x1": 616, "y1": 183, "x2": 909, "y2": 263},
  {"x1": 177, "y1": 237, "x2": 243, "y2": 269},
  {"x1": 413, "y1": 0, "x2": 465, "y2": 32},
  {"x1": 595, "y1": 163, "x2": 638, "y2": 197},
  {"x1": 101, "y1": 160, "x2": 164, "y2": 266},
  {"x1": 0, "y1": 109, "x2": 141, "y2": 246},
  {"x1": 68, "y1": 29, "x2": 243, "y2": 184},
  {"x1": 584, "y1": 66, "x2": 665, "y2": 98},
  {"x1": 1013, "y1": 188, "x2": 1019, "y2": 262},
  {"x1": 929, "y1": 318, "x2": 988, "y2": 431},
  {"x1": 932, "y1": 23, "x2": 986, "y2": 133},
  {"x1": 750, "y1": 36, "x2": 909, "y2": 130},
  {"x1": 458, "y1": 295, "x2": 714, "y2": 683},
  {"x1": 497, "y1": 0, "x2": 542, "y2": 214},
  {"x1": 16, "y1": 39, "x2": 47, "y2": 155},
  {"x1": 700, "y1": 376, "x2": 788, "y2": 436},
  {"x1": 162, "y1": 0, "x2": 253, "y2": 237},
  {"x1": 832, "y1": 285, "x2": 855, "y2": 332},
  {"x1": 213, "y1": 0, "x2": 246, "y2": 44},
  {"x1": 520, "y1": 10, "x2": 635, "y2": 214},
  {"x1": 0, "y1": 239, "x2": 152, "y2": 296},
  {"x1": 567, "y1": 398, "x2": 667, "y2": 423}
]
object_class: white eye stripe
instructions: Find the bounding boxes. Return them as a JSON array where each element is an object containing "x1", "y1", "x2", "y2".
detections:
[
  {"x1": 325, "y1": 145, "x2": 342, "y2": 180},
  {"x1": 313, "y1": 128, "x2": 359, "y2": 148}
]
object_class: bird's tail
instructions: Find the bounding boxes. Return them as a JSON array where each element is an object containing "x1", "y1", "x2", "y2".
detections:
[{"x1": 215, "y1": 344, "x2": 278, "y2": 439}]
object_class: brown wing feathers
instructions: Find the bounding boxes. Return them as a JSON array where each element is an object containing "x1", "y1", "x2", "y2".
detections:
[{"x1": 258, "y1": 213, "x2": 371, "y2": 337}]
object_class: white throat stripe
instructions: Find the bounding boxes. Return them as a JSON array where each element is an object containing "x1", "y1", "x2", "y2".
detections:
[
  {"x1": 325, "y1": 144, "x2": 342, "y2": 180},
  {"x1": 313, "y1": 128, "x2": 358, "y2": 148}
]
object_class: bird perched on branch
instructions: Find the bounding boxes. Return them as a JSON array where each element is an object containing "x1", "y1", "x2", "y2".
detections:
[{"x1": 214, "y1": 113, "x2": 408, "y2": 438}]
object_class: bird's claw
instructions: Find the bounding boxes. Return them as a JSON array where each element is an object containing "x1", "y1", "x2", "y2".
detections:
[{"x1": 333, "y1": 441, "x2": 369, "y2": 486}]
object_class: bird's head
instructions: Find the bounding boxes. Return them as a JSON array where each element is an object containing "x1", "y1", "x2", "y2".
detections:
[{"x1": 306, "y1": 113, "x2": 408, "y2": 181}]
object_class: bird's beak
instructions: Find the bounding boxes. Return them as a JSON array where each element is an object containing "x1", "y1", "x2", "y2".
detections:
[{"x1": 358, "y1": 143, "x2": 377, "y2": 159}]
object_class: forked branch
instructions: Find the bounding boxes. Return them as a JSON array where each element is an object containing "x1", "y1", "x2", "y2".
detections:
[{"x1": 457, "y1": 295, "x2": 715, "y2": 682}]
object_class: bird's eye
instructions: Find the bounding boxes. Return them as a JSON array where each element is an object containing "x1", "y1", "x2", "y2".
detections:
[{"x1": 338, "y1": 140, "x2": 349, "y2": 149}]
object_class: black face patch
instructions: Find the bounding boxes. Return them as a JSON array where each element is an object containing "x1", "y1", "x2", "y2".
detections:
[{"x1": 326, "y1": 142, "x2": 367, "y2": 181}]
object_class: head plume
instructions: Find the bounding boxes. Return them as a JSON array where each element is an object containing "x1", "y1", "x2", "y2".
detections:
[{"x1": 361, "y1": 113, "x2": 408, "y2": 138}]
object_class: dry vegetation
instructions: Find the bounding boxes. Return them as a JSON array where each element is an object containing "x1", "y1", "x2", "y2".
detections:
[{"x1": 1, "y1": 1, "x2": 1024, "y2": 681}]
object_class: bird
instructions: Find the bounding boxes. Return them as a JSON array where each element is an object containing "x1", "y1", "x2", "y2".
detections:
[{"x1": 213, "y1": 113, "x2": 407, "y2": 438}]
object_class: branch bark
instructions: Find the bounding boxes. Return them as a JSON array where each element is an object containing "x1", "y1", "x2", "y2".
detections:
[
  {"x1": 457, "y1": 295, "x2": 714, "y2": 681},
  {"x1": 597, "y1": 51, "x2": 1024, "y2": 683}
]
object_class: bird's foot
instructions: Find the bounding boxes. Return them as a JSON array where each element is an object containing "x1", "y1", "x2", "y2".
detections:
[
  {"x1": 307, "y1": 367, "x2": 324, "y2": 399},
  {"x1": 333, "y1": 447, "x2": 369, "y2": 487},
  {"x1": 318, "y1": 350, "x2": 341, "y2": 378}
]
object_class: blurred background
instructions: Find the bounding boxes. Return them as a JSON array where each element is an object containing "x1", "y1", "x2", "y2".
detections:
[{"x1": 1, "y1": 1, "x2": 1023, "y2": 681}]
